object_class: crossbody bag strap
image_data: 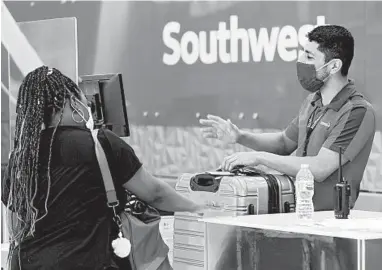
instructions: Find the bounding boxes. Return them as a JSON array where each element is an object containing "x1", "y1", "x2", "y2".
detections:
[{"x1": 91, "y1": 129, "x2": 119, "y2": 207}]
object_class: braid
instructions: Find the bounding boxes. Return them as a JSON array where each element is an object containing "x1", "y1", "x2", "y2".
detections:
[{"x1": 6, "y1": 66, "x2": 81, "y2": 266}]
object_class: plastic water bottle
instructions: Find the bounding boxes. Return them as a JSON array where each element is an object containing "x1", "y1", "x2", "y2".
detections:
[{"x1": 295, "y1": 164, "x2": 314, "y2": 220}]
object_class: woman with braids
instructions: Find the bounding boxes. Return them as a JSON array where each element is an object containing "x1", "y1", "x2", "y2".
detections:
[{"x1": 2, "y1": 66, "x2": 205, "y2": 270}]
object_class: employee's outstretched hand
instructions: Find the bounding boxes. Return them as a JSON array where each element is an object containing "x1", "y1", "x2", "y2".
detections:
[{"x1": 199, "y1": 114, "x2": 240, "y2": 144}]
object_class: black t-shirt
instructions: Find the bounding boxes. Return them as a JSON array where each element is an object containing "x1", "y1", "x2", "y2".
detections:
[{"x1": 1, "y1": 126, "x2": 142, "y2": 270}]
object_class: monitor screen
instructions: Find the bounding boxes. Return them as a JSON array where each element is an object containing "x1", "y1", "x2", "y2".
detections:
[{"x1": 79, "y1": 73, "x2": 130, "y2": 137}]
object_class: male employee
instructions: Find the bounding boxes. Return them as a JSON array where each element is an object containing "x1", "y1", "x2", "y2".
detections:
[{"x1": 200, "y1": 25, "x2": 376, "y2": 211}]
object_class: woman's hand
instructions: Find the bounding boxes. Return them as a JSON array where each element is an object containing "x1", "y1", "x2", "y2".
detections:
[{"x1": 190, "y1": 202, "x2": 210, "y2": 216}]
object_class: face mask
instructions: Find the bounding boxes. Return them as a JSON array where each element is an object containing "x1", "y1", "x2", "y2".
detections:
[
  {"x1": 73, "y1": 98, "x2": 94, "y2": 130},
  {"x1": 296, "y1": 61, "x2": 332, "y2": 92}
]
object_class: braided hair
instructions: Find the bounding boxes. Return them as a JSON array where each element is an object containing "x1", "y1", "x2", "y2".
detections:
[{"x1": 6, "y1": 66, "x2": 82, "y2": 264}]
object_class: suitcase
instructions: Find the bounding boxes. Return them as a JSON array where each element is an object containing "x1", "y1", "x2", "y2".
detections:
[{"x1": 173, "y1": 168, "x2": 295, "y2": 270}]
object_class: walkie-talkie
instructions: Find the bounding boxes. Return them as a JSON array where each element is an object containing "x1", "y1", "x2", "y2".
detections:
[{"x1": 334, "y1": 147, "x2": 351, "y2": 219}]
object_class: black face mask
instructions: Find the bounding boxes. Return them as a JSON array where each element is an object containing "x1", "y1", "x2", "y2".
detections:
[{"x1": 296, "y1": 62, "x2": 331, "y2": 92}]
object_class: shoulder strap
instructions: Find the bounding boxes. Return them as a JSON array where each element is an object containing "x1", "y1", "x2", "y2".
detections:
[{"x1": 91, "y1": 129, "x2": 119, "y2": 207}]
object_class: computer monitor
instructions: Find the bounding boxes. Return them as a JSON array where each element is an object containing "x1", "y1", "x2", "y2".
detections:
[{"x1": 79, "y1": 73, "x2": 130, "y2": 137}]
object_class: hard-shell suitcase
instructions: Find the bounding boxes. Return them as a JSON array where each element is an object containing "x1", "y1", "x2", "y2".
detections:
[{"x1": 173, "y1": 168, "x2": 295, "y2": 270}]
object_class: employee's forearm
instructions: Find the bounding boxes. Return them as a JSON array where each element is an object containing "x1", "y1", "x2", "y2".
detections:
[
  {"x1": 258, "y1": 152, "x2": 328, "y2": 182},
  {"x1": 237, "y1": 131, "x2": 286, "y2": 155},
  {"x1": 151, "y1": 181, "x2": 199, "y2": 213}
]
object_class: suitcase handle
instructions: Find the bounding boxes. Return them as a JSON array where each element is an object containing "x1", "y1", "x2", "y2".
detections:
[
  {"x1": 190, "y1": 174, "x2": 221, "y2": 192},
  {"x1": 230, "y1": 165, "x2": 265, "y2": 176}
]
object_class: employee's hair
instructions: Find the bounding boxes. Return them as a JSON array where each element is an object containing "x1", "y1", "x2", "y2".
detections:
[
  {"x1": 6, "y1": 66, "x2": 81, "y2": 262},
  {"x1": 308, "y1": 25, "x2": 354, "y2": 76}
]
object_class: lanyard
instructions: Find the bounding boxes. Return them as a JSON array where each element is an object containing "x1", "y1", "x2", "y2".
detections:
[{"x1": 302, "y1": 107, "x2": 327, "y2": 156}]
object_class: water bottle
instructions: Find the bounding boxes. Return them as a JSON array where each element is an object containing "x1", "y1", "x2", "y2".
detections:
[{"x1": 295, "y1": 164, "x2": 314, "y2": 220}]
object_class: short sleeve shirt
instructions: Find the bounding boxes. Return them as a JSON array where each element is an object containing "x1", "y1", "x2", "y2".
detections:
[
  {"x1": 1, "y1": 126, "x2": 142, "y2": 270},
  {"x1": 284, "y1": 80, "x2": 376, "y2": 210}
]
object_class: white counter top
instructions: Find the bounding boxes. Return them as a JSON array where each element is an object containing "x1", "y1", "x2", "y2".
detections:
[{"x1": 201, "y1": 210, "x2": 382, "y2": 240}]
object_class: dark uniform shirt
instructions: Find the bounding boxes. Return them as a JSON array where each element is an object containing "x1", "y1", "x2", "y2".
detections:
[
  {"x1": 285, "y1": 80, "x2": 376, "y2": 210},
  {"x1": 2, "y1": 126, "x2": 142, "y2": 270}
]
